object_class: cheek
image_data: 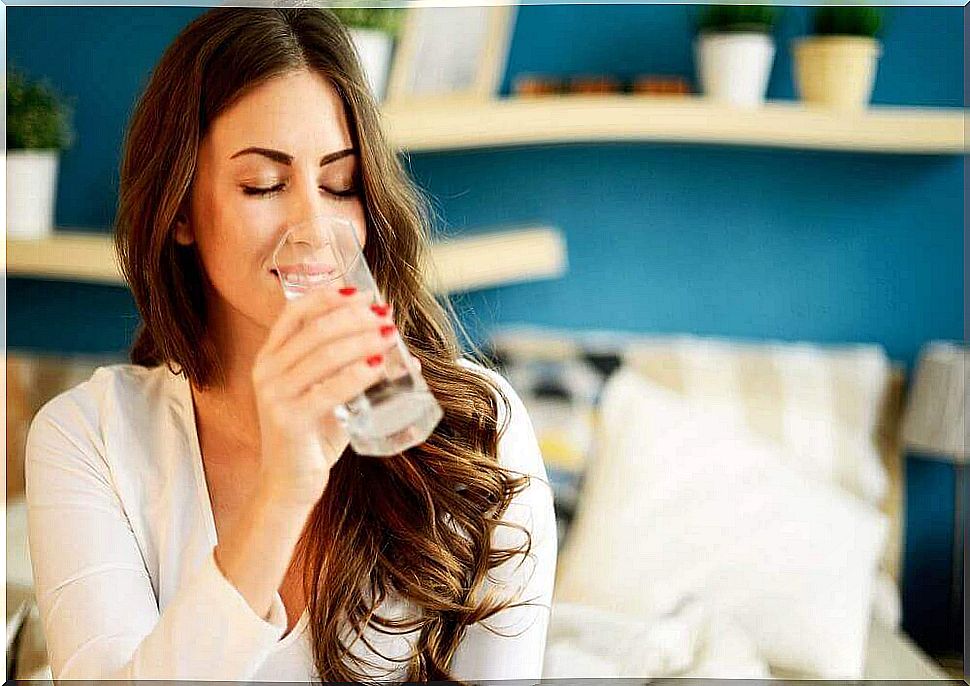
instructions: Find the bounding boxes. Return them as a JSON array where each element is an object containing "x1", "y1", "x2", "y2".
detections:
[{"x1": 197, "y1": 225, "x2": 261, "y2": 283}]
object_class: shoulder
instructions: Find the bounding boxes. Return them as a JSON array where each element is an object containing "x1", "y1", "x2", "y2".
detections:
[
  {"x1": 26, "y1": 362, "x2": 173, "y2": 468},
  {"x1": 30, "y1": 362, "x2": 168, "y2": 427},
  {"x1": 455, "y1": 356, "x2": 519, "y2": 426},
  {"x1": 455, "y1": 357, "x2": 547, "y2": 484},
  {"x1": 452, "y1": 359, "x2": 558, "y2": 594}
]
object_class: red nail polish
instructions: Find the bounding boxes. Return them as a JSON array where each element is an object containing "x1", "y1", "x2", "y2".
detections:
[
  {"x1": 338, "y1": 286, "x2": 357, "y2": 296},
  {"x1": 366, "y1": 354, "x2": 383, "y2": 367},
  {"x1": 370, "y1": 304, "x2": 390, "y2": 317},
  {"x1": 379, "y1": 324, "x2": 396, "y2": 337}
]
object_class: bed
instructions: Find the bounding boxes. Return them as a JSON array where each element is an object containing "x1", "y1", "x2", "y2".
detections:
[{"x1": 489, "y1": 326, "x2": 953, "y2": 681}]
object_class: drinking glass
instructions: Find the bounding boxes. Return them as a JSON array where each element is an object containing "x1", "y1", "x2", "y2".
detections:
[{"x1": 271, "y1": 213, "x2": 443, "y2": 456}]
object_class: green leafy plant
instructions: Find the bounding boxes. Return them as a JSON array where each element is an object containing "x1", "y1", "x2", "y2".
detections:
[
  {"x1": 696, "y1": 4, "x2": 780, "y2": 34},
  {"x1": 810, "y1": 6, "x2": 884, "y2": 38},
  {"x1": 328, "y1": 6, "x2": 405, "y2": 36},
  {"x1": 7, "y1": 64, "x2": 76, "y2": 151}
]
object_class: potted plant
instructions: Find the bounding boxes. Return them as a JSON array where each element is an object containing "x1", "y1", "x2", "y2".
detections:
[
  {"x1": 792, "y1": 6, "x2": 885, "y2": 111},
  {"x1": 694, "y1": 4, "x2": 780, "y2": 108},
  {"x1": 6, "y1": 64, "x2": 75, "y2": 239},
  {"x1": 329, "y1": 6, "x2": 405, "y2": 102}
]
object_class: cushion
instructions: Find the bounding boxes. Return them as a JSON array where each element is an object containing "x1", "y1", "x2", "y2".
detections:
[
  {"x1": 622, "y1": 335, "x2": 891, "y2": 506},
  {"x1": 555, "y1": 367, "x2": 888, "y2": 678},
  {"x1": 622, "y1": 335, "x2": 903, "y2": 587}
]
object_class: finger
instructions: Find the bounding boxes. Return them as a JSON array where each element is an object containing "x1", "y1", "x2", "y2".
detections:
[
  {"x1": 298, "y1": 357, "x2": 388, "y2": 419},
  {"x1": 264, "y1": 285, "x2": 365, "y2": 356},
  {"x1": 275, "y1": 298, "x2": 394, "y2": 377},
  {"x1": 279, "y1": 325, "x2": 400, "y2": 399}
]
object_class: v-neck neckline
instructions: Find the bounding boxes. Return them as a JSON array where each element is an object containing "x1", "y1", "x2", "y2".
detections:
[{"x1": 168, "y1": 364, "x2": 311, "y2": 648}]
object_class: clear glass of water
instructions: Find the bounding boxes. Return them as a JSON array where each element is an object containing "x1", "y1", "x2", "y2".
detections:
[{"x1": 271, "y1": 213, "x2": 443, "y2": 457}]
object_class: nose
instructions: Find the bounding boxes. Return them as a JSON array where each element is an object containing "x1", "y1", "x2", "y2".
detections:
[
  {"x1": 288, "y1": 167, "x2": 330, "y2": 226},
  {"x1": 283, "y1": 166, "x2": 365, "y2": 247}
]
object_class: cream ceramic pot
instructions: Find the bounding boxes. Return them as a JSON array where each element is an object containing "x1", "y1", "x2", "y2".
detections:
[{"x1": 793, "y1": 36, "x2": 881, "y2": 111}]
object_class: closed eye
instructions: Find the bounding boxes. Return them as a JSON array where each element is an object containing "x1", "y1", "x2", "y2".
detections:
[
  {"x1": 326, "y1": 185, "x2": 359, "y2": 199},
  {"x1": 242, "y1": 183, "x2": 285, "y2": 197},
  {"x1": 241, "y1": 183, "x2": 359, "y2": 200}
]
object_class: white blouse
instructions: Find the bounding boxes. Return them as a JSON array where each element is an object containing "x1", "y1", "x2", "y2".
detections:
[{"x1": 25, "y1": 357, "x2": 556, "y2": 681}]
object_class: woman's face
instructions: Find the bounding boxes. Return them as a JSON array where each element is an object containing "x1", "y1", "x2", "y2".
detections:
[{"x1": 176, "y1": 68, "x2": 367, "y2": 333}]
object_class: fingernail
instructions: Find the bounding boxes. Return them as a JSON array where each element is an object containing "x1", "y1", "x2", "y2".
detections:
[
  {"x1": 370, "y1": 304, "x2": 390, "y2": 317},
  {"x1": 366, "y1": 354, "x2": 384, "y2": 367},
  {"x1": 379, "y1": 324, "x2": 396, "y2": 337},
  {"x1": 338, "y1": 286, "x2": 357, "y2": 296}
]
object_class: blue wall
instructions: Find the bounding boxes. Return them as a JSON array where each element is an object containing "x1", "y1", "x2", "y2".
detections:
[{"x1": 7, "y1": 5, "x2": 965, "y2": 657}]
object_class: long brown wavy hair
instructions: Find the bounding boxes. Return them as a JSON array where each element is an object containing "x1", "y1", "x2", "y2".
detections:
[{"x1": 113, "y1": 7, "x2": 537, "y2": 681}]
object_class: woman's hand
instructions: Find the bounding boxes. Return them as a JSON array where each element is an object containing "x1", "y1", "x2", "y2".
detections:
[{"x1": 251, "y1": 285, "x2": 398, "y2": 508}]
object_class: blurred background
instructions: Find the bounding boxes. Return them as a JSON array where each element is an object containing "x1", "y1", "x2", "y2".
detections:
[{"x1": 5, "y1": 2, "x2": 966, "y2": 681}]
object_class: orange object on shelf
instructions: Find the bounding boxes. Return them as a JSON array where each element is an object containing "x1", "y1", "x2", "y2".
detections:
[
  {"x1": 633, "y1": 75, "x2": 693, "y2": 96},
  {"x1": 513, "y1": 75, "x2": 564, "y2": 96},
  {"x1": 568, "y1": 75, "x2": 623, "y2": 94}
]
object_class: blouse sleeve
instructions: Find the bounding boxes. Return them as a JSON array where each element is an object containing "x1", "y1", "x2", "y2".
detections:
[
  {"x1": 449, "y1": 365, "x2": 558, "y2": 681},
  {"x1": 25, "y1": 390, "x2": 290, "y2": 681}
]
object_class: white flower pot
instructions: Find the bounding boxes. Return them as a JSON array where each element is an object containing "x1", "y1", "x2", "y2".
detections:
[
  {"x1": 349, "y1": 27, "x2": 394, "y2": 102},
  {"x1": 695, "y1": 32, "x2": 776, "y2": 108},
  {"x1": 6, "y1": 150, "x2": 59, "y2": 239},
  {"x1": 793, "y1": 36, "x2": 881, "y2": 111}
]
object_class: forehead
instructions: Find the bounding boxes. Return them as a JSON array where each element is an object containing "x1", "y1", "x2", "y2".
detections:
[{"x1": 205, "y1": 69, "x2": 353, "y2": 160}]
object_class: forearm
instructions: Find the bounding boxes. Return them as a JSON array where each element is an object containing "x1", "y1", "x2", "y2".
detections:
[
  {"x1": 213, "y1": 488, "x2": 315, "y2": 621},
  {"x1": 26, "y1": 404, "x2": 306, "y2": 681}
]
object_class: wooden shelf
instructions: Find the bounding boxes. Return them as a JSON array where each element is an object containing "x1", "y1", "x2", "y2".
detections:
[
  {"x1": 424, "y1": 226, "x2": 566, "y2": 294},
  {"x1": 381, "y1": 95, "x2": 968, "y2": 154},
  {"x1": 6, "y1": 226, "x2": 567, "y2": 295},
  {"x1": 5, "y1": 231, "x2": 119, "y2": 284}
]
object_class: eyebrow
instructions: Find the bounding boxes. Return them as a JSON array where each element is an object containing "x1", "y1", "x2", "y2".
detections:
[{"x1": 229, "y1": 147, "x2": 356, "y2": 167}]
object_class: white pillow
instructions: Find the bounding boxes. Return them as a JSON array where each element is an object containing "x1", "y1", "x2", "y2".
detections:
[
  {"x1": 555, "y1": 367, "x2": 888, "y2": 678},
  {"x1": 622, "y1": 336, "x2": 891, "y2": 507}
]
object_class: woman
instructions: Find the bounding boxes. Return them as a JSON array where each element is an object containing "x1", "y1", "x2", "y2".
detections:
[{"x1": 25, "y1": 8, "x2": 556, "y2": 682}]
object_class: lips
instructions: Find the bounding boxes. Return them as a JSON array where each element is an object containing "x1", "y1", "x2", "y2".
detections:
[
  {"x1": 274, "y1": 263, "x2": 335, "y2": 275},
  {"x1": 271, "y1": 264, "x2": 338, "y2": 289}
]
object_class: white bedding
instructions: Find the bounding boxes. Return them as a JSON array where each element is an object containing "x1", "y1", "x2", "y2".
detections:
[
  {"x1": 541, "y1": 599, "x2": 949, "y2": 681},
  {"x1": 542, "y1": 338, "x2": 947, "y2": 681},
  {"x1": 554, "y1": 367, "x2": 890, "y2": 677},
  {"x1": 542, "y1": 598, "x2": 770, "y2": 679}
]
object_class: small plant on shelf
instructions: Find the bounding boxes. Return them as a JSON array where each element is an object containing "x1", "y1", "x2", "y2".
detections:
[
  {"x1": 810, "y1": 5, "x2": 883, "y2": 38},
  {"x1": 6, "y1": 63, "x2": 76, "y2": 238},
  {"x1": 326, "y1": 7, "x2": 406, "y2": 102},
  {"x1": 7, "y1": 64, "x2": 75, "y2": 151},
  {"x1": 696, "y1": 4, "x2": 779, "y2": 35},
  {"x1": 328, "y1": 6, "x2": 405, "y2": 37}
]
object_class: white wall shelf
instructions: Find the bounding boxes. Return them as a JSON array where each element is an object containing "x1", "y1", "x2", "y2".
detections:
[
  {"x1": 6, "y1": 226, "x2": 567, "y2": 295},
  {"x1": 381, "y1": 95, "x2": 968, "y2": 154}
]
